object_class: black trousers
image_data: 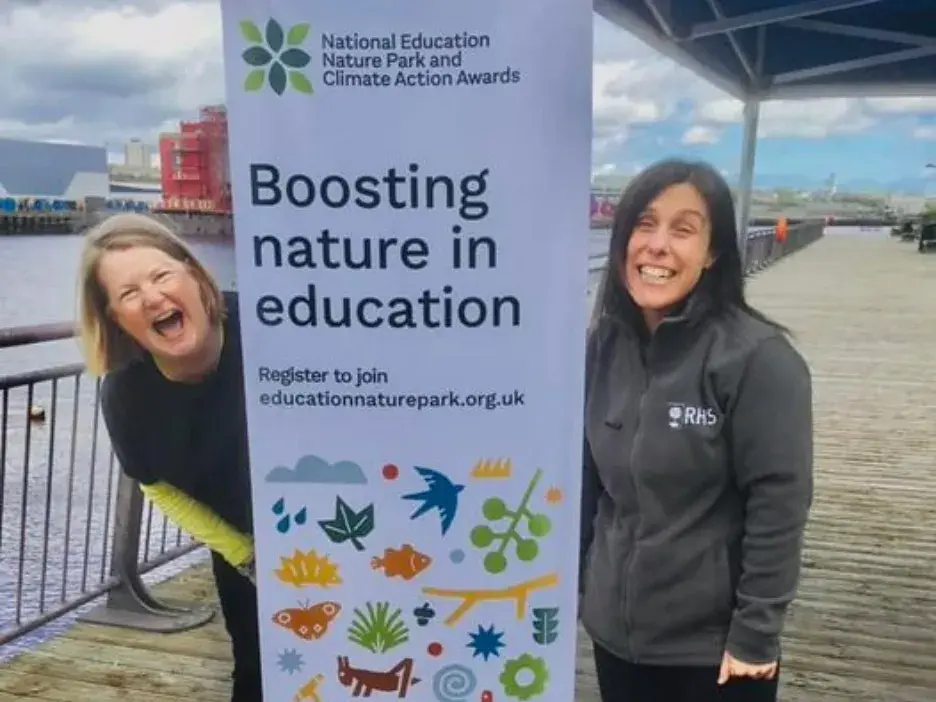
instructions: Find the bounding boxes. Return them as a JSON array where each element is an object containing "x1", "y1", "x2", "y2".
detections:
[
  {"x1": 593, "y1": 643, "x2": 779, "y2": 702},
  {"x1": 211, "y1": 551, "x2": 263, "y2": 702}
]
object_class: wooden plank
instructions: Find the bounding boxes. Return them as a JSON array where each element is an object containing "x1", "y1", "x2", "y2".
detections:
[{"x1": 0, "y1": 566, "x2": 232, "y2": 702}]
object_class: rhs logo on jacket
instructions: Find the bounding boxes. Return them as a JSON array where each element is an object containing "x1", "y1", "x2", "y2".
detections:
[{"x1": 667, "y1": 402, "x2": 718, "y2": 429}]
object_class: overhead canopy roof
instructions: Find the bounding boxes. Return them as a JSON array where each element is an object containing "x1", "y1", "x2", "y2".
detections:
[{"x1": 594, "y1": 0, "x2": 936, "y2": 100}]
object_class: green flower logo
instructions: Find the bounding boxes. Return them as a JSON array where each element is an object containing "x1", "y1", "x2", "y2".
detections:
[{"x1": 240, "y1": 19, "x2": 313, "y2": 96}]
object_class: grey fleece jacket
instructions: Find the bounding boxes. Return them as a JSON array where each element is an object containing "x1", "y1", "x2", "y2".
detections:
[{"x1": 578, "y1": 303, "x2": 813, "y2": 667}]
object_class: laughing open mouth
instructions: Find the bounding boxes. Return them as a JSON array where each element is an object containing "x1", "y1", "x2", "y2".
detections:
[
  {"x1": 638, "y1": 265, "x2": 675, "y2": 283},
  {"x1": 152, "y1": 310, "x2": 183, "y2": 336}
]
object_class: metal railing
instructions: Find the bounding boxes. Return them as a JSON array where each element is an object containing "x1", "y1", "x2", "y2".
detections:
[
  {"x1": 741, "y1": 221, "x2": 825, "y2": 274},
  {"x1": 0, "y1": 330, "x2": 215, "y2": 650}
]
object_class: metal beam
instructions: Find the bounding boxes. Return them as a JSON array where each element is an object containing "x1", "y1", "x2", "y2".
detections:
[
  {"x1": 594, "y1": 0, "x2": 747, "y2": 99},
  {"x1": 685, "y1": 0, "x2": 884, "y2": 40},
  {"x1": 756, "y1": 25, "x2": 767, "y2": 74},
  {"x1": 784, "y1": 18, "x2": 936, "y2": 49},
  {"x1": 735, "y1": 100, "x2": 760, "y2": 270},
  {"x1": 773, "y1": 45, "x2": 936, "y2": 84},
  {"x1": 641, "y1": 0, "x2": 675, "y2": 38},
  {"x1": 704, "y1": 0, "x2": 756, "y2": 82}
]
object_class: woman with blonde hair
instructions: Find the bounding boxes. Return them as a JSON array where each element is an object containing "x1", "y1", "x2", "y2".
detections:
[{"x1": 77, "y1": 212, "x2": 262, "y2": 701}]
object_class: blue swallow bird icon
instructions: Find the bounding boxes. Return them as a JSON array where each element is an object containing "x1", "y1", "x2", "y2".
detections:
[{"x1": 401, "y1": 466, "x2": 465, "y2": 535}]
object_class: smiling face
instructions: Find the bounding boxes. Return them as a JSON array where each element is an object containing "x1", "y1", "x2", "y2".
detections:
[
  {"x1": 621, "y1": 182, "x2": 714, "y2": 330},
  {"x1": 95, "y1": 245, "x2": 213, "y2": 371}
]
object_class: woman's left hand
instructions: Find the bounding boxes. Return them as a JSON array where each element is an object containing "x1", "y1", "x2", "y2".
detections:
[{"x1": 717, "y1": 651, "x2": 778, "y2": 684}]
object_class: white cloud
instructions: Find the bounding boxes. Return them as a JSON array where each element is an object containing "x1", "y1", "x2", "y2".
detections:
[
  {"x1": 681, "y1": 125, "x2": 720, "y2": 145},
  {"x1": 693, "y1": 97, "x2": 876, "y2": 139},
  {"x1": 913, "y1": 126, "x2": 936, "y2": 140},
  {"x1": 866, "y1": 97, "x2": 936, "y2": 114},
  {"x1": 0, "y1": 1, "x2": 224, "y2": 148}
]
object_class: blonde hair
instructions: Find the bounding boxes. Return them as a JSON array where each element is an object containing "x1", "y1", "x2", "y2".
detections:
[{"x1": 77, "y1": 213, "x2": 226, "y2": 376}]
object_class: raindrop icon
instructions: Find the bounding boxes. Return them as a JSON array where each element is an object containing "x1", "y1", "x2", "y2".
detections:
[
  {"x1": 276, "y1": 515, "x2": 291, "y2": 533},
  {"x1": 294, "y1": 507, "x2": 307, "y2": 526},
  {"x1": 272, "y1": 498, "x2": 285, "y2": 516}
]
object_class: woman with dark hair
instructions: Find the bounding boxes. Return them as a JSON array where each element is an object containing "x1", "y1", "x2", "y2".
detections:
[{"x1": 579, "y1": 159, "x2": 813, "y2": 702}]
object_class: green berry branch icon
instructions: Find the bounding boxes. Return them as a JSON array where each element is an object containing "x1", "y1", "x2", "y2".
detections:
[
  {"x1": 470, "y1": 468, "x2": 552, "y2": 574},
  {"x1": 239, "y1": 19, "x2": 313, "y2": 95}
]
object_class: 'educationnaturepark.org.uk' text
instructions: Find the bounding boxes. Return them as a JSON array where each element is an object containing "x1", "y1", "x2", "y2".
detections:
[{"x1": 256, "y1": 388, "x2": 526, "y2": 411}]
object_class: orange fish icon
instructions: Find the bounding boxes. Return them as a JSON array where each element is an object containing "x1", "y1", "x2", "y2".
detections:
[
  {"x1": 273, "y1": 601, "x2": 341, "y2": 641},
  {"x1": 371, "y1": 544, "x2": 432, "y2": 581}
]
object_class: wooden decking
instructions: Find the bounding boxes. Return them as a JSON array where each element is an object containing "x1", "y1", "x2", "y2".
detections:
[
  {"x1": 746, "y1": 231, "x2": 936, "y2": 701},
  {"x1": 1, "y1": 230, "x2": 935, "y2": 701}
]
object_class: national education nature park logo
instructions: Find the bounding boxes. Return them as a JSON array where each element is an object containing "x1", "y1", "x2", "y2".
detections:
[{"x1": 240, "y1": 18, "x2": 313, "y2": 96}]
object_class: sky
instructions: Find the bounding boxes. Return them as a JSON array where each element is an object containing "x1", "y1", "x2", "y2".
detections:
[{"x1": 1, "y1": 1, "x2": 936, "y2": 192}]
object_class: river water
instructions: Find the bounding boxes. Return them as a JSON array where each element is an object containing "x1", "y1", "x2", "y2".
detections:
[{"x1": 0, "y1": 230, "x2": 610, "y2": 658}]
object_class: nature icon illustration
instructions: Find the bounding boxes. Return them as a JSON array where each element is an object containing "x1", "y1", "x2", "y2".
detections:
[
  {"x1": 318, "y1": 496, "x2": 375, "y2": 551},
  {"x1": 272, "y1": 497, "x2": 307, "y2": 534},
  {"x1": 275, "y1": 549, "x2": 342, "y2": 588},
  {"x1": 531, "y1": 607, "x2": 559, "y2": 645},
  {"x1": 467, "y1": 624, "x2": 506, "y2": 661},
  {"x1": 500, "y1": 654, "x2": 549, "y2": 700},
  {"x1": 239, "y1": 18, "x2": 313, "y2": 95},
  {"x1": 471, "y1": 458, "x2": 512, "y2": 480},
  {"x1": 433, "y1": 663, "x2": 477, "y2": 702},
  {"x1": 276, "y1": 648, "x2": 304, "y2": 675},
  {"x1": 266, "y1": 453, "x2": 368, "y2": 485},
  {"x1": 294, "y1": 673, "x2": 325, "y2": 702},
  {"x1": 272, "y1": 601, "x2": 342, "y2": 641},
  {"x1": 470, "y1": 468, "x2": 552, "y2": 573},
  {"x1": 402, "y1": 466, "x2": 464, "y2": 535},
  {"x1": 347, "y1": 601, "x2": 410, "y2": 654},
  {"x1": 413, "y1": 602, "x2": 436, "y2": 626},
  {"x1": 371, "y1": 543, "x2": 433, "y2": 581},
  {"x1": 337, "y1": 656, "x2": 421, "y2": 698}
]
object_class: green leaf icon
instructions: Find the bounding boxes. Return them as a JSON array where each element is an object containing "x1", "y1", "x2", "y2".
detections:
[
  {"x1": 280, "y1": 48, "x2": 311, "y2": 69},
  {"x1": 287, "y1": 23, "x2": 311, "y2": 46},
  {"x1": 289, "y1": 71, "x2": 314, "y2": 94},
  {"x1": 239, "y1": 20, "x2": 263, "y2": 44},
  {"x1": 318, "y1": 496, "x2": 375, "y2": 551},
  {"x1": 268, "y1": 61, "x2": 287, "y2": 96},
  {"x1": 266, "y1": 18, "x2": 285, "y2": 53},
  {"x1": 243, "y1": 46, "x2": 272, "y2": 67},
  {"x1": 244, "y1": 69, "x2": 265, "y2": 92}
]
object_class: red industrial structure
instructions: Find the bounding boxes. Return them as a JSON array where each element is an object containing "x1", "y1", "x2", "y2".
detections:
[{"x1": 156, "y1": 105, "x2": 232, "y2": 215}]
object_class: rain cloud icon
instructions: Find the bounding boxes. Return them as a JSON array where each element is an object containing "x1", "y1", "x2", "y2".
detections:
[{"x1": 265, "y1": 454, "x2": 368, "y2": 485}]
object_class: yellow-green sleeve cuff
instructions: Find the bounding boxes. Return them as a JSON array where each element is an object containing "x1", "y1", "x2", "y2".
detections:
[{"x1": 140, "y1": 481, "x2": 254, "y2": 568}]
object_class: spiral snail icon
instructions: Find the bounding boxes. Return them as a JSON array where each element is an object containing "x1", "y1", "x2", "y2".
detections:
[{"x1": 432, "y1": 663, "x2": 477, "y2": 702}]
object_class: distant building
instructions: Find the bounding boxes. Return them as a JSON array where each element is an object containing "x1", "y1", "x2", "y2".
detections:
[
  {"x1": 157, "y1": 105, "x2": 232, "y2": 214},
  {"x1": 124, "y1": 138, "x2": 153, "y2": 169},
  {"x1": 0, "y1": 137, "x2": 108, "y2": 200}
]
